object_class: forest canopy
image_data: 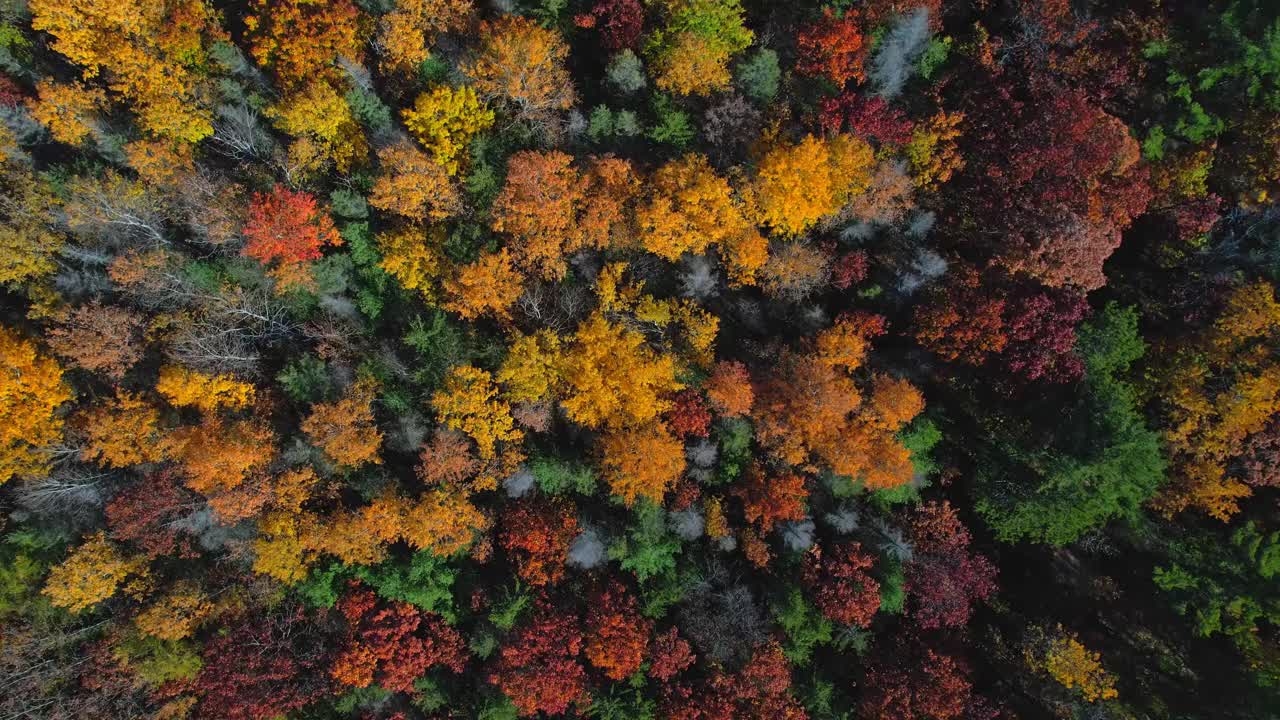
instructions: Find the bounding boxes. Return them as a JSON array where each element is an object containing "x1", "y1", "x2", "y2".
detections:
[{"x1": 1, "y1": 1, "x2": 1280, "y2": 719}]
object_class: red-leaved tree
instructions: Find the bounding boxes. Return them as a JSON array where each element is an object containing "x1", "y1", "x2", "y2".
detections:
[
  {"x1": 802, "y1": 543, "x2": 880, "y2": 627},
  {"x1": 488, "y1": 600, "x2": 590, "y2": 716}
]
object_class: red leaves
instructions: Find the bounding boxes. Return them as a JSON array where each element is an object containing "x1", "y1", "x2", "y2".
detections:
[
  {"x1": 803, "y1": 543, "x2": 880, "y2": 627},
  {"x1": 106, "y1": 469, "x2": 196, "y2": 559},
  {"x1": 196, "y1": 607, "x2": 333, "y2": 720},
  {"x1": 666, "y1": 389, "x2": 712, "y2": 438},
  {"x1": 796, "y1": 9, "x2": 866, "y2": 87},
  {"x1": 661, "y1": 642, "x2": 807, "y2": 720},
  {"x1": 860, "y1": 645, "x2": 973, "y2": 720},
  {"x1": 578, "y1": 0, "x2": 644, "y2": 50},
  {"x1": 585, "y1": 580, "x2": 653, "y2": 680},
  {"x1": 905, "y1": 502, "x2": 998, "y2": 630},
  {"x1": 649, "y1": 627, "x2": 695, "y2": 681},
  {"x1": 242, "y1": 184, "x2": 341, "y2": 267},
  {"x1": 332, "y1": 586, "x2": 467, "y2": 694},
  {"x1": 820, "y1": 95, "x2": 914, "y2": 146},
  {"x1": 500, "y1": 497, "x2": 578, "y2": 586},
  {"x1": 488, "y1": 601, "x2": 590, "y2": 717}
]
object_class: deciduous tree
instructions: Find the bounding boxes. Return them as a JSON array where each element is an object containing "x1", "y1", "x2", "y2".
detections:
[{"x1": 0, "y1": 327, "x2": 70, "y2": 485}]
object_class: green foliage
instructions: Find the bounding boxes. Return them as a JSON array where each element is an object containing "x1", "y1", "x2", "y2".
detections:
[
  {"x1": 352, "y1": 550, "x2": 457, "y2": 619},
  {"x1": 638, "y1": 566, "x2": 690, "y2": 619},
  {"x1": 332, "y1": 685, "x2": 392, "y2": 714},
  {"x1": 1154, "y1": 521, "x2": 1280, "y2": 686},
  {"x1": 404, "y1": 310, "x2": 468, "y2": 391},
  {"x1": 114, "y1": 634, "x2": 203, "y2": 686},
  {"x1": 609, "y1": 499, "x2": 682, "y2": 582},
  {"x1": 613, "y1": 110, "x2": 642, "y2": 137},
  {"x1": 588, "y1": 105, "x2": 615, "y2": 142},
  {"x1": 876, "y1": 558, "x2": 906, "y2": 615},
  {"x1": 412, "y1": 676, "x2": 450, "y2": 714},
  {"x1": 276, "y1": 354, "x2": 331, "y2": 404},
  {"x1": 0, "y1": 529, "x2": 64, "y2": 622},
  {"x1": 489, "y1": 584, "x2": 530, "y2": 632},
  {"x1": 975, "y1": 304, "x2": 1166, "y2": 545},
  {"x1": 1143, "y1": 125, "x2": 1167, "y2": 161},
  {"x1": 647, "y1": 94, "x2": 695, "y2": 150},
  {"x1": 529, "y1": 456, "x2": 596, "y2": 495},
  {"x1": 345, "y1": 87, "x2": 393, "y2": 132},
  {"x1": 587, "y1": 688, "x2": 657, "y2": 720},
  {"x1": 329, "y1": 187, "x2": 368, "y2": 219},
  {"x1": 772, "y1": 587, "x2": 833, "y2": 665},
  {"x1": 478, "y1": 695, "x2": 520, "y2": 720},
  {"x1": 916, "y1": 36, "x2": 952, "y2": 80},
  {"x1": 735, "y1": 48, "x2": 780, "y2": 102},
  {"x1": 605, "y1": 49, "x2": 647, "y2": 94},
  {"x1": 715, "y1": 417, "x2": 753, "y2": 484}
]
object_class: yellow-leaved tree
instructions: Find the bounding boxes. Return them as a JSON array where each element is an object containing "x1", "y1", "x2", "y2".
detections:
[
  {"x1": 636, "y1": 154, "x2": 751, "y2": 260},
  {"x1": 600, "y1": 421, "x2": 687, "y2": 506},
  {"x1": 402, "y1": 85, "x2": 494, "y2": 175},
  {"x1": 443, "y1": 249, "x2": 525, "y2": 321},
  {"x1": 156, "y1": 365, "x2": 256, "y2": 413},
  {"x1": 750, "y1": 133, "x2": 876, "y2": 237},
  {"x1": 370, "y1": 141, "x2": 463, "y2": 222},
  {"x1": 432, "y1": 365, "x2": 523, "y2": 461},
  {"x1": 43, "y1": 531, "x2": 149, "y2": 614},
  {"x1": 555, "y1": 313, "x2": 681, "y2": 429},
  {"x1": 0, "y1": 327, "x2": 71, "y2": 485},
  {"x1": 78, "y1": 391, "x2": 166, "y2": 468}
]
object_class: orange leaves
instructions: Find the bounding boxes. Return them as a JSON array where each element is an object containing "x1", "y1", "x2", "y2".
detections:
[
  {"x1": 637, "y1": 153, "x2": 749, "y2": 261},
  {"x1": 755, "y1": 313, "x2": 923, "y2": 489},
  {"x1": 734, "y1": 466, "x2": 808, "y2": 531},
  {"x1": 444, "y1": 249, "x2": 525, "y2": 321},
  {"x1": 795, "y1": 8, "x2": 867, "y2": 87},
  {"x1": 370, "y1": 141, "x2": 462, "y2": 222},
  {"x1": 600, "y1": 421, "x2": 687, "y2": 506},
  {"x1": 165, "y1": 417, "x2": 275, "y2": 496},
  {"x1": 705, "y1": 360, "x2": 754, "y2": 417},
  {"x1": 492, "y1": 152, "x2": 639, "y2": 279},
  {"x1": 245, "y1": 0, "x2": 365, "y2": 90},
  {"x1": 585, "y1": 580, "x2": 652, "y2": 680},
  {"x1": 302, "y1": 380, "x2": 384, "y2": 469},
  {"x1": 500, "y1": 497, "x2": 578, "y2": 586},
  {"x1": 463, "y1": 15, "x2": 575, "y2": 128},
  {"x1": 493, "y1": 150, "x2": 587, "y2": 278},
  {"x1": 377, "y1": 0, "x2": 473, "y2": 72},
  {"x1": 242, "y1": 185, "x2": 342, "y2": 285},
  {"x1": 78, "y1": 391, "x2": 165, "y2": 468}
]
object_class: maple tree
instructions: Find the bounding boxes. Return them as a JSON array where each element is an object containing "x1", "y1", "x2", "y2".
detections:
[
  {"x1": 370, "y1": 141, "x2": 463, "y2": 223},
  {"x1": 156, "y1": 365, "x2": 255, "y2": 413},
  {"x1": 492, "y1": 150, "x2": 588, "y2": 279},
  {"x1": 107, "y1": 469, "x2": 196, "y2": 559},
  {"x1": 302, "y1": 379, "x2": 384, "y2": 469},
  {"x1": 463, "y1": 15, "x2": 575, "y2": 130},
  {"x1": 135, "y1": 582, "x2": 213, "y2": 641},
  {"x1": 600, "y1": 420, "x2": 687, "y2": 506},
  {"x1": 802, "y1": 543, "x2": 880, "y2": 627},
  {"x1": 488, "y1": 600, "x2": 590, "y2": 716},
  {"x1": 649, "y1": 626, "x2": 696, "y2": 681},
  {"x1": 244, "y1": 0, "x2": 364, "y2": 90},
  {"x1": 241, "y1": 185, "x2": 342, "y2": 285},
  {"x1": 377, "y1": 0, "x2": 473, "y2": 73},
  {"x1": 905, "y1": 501, "x2": 998, "y2": 629},
  {"x1": 751, "y1": 133, "x2": 876, "y2": 237},
  {"x1": 268, "y1": 78, "x2": 369, "y2": 174},
  {"x1": 0, "y1": 326, "x2": 70, "y2": 485},
  {"x1": 860, "y1": 645, "x2": 973, "y2": 720},
  {"x1": 42, "y1": 532, "x2": 149, "y2": 614},
  {"x1": 78, "y1": 391, "x2": 165, "y2": 468},
  {"x1": 29, "y1": 80, "x2": 104, "y2": 146},
  {"x1": 585, "y1": 579, "x2": 653, "y2": 680},
  {"x1": 196, "y1": 607, "x2": 334, "y2": 720},
  {"x1": 1029, "y1": 629, "x2": 1119, "y2": 702},
  {"x1": 637, "y1": 153, "x2": 749, "y2": 260},
  {"x1": 46, "y1": 302, "x2": 144, "y2": 380},
  {"x1": 704, "y1": 360, "x2": 754, "y2": 417},
  {"x1": 443, "y1": 249, "x2": 525, "y2": 321},
  {"x1": 555, "y1": 312, "x2": 681, "y2": 428},
  {"x1": 431, "y1": 365, "x2": 523, "y2": 462},
  {"x1": 580, "y1": 0, "x2": 644, "y2": 50},
  {"x1": 734, "y1": 466, "x2": 808, "y2": 531},
  {"x1": 500, "y1": 497, "x2": 578, "y2": 586},
  {"x1": 795, "y1": 8, "x2": 866, "y2": 87},
  {"x1": 331, "y1": 585, "x2": 467, "y2": 692}
]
